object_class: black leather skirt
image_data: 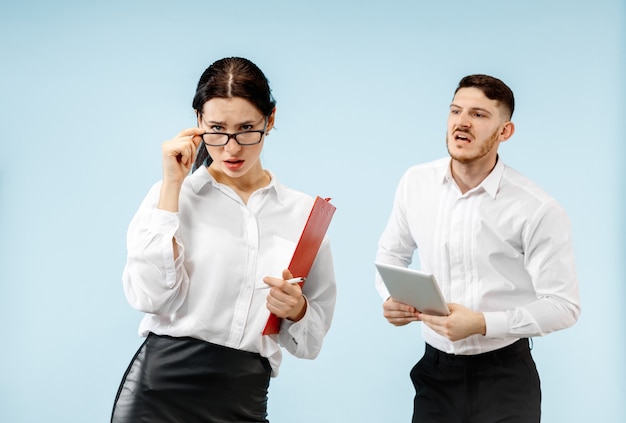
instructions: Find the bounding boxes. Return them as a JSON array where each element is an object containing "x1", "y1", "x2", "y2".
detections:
[{"x1": 111, "y1": 333, "x2": 271, "y2": 423}]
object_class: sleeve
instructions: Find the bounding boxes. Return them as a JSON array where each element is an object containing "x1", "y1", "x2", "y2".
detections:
[
  {"x1": 122, "y1": 182, "x2": 190, "y2": 315},
  {"x1": 277, "y1": 238, "x2": 336, "y2": 359},
  {"x1": 374, "y1": 172, "x2": 418, "y2": 300},
  {"x1": 484, "y1": 201, "x2": 581, "y2": 338}
]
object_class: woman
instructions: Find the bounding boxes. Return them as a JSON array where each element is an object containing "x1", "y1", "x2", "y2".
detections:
[{"x1": 111, "y1": 57, "x2": 336, "y2": 423}]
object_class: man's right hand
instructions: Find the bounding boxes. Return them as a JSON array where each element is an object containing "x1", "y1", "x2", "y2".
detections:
[{"x1": 383, "y1": 298, "x2": 421, "y2": 326}]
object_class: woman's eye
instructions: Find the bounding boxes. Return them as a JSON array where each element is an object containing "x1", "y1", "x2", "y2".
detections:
[
  {"x1": 211, "y1": 126, "x2": 224, "y2": 132},
  {"x1": 241, "y1": 125, "x2": 253, "y2": 131}
]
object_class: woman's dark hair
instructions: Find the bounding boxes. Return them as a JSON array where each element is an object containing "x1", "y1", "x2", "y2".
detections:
[
  {"x1": 454, "y1": 74, "x2": 515, "y2": 120},
  {"x1": 192, "y1": 57, "x2": 276, "y2": 171}
]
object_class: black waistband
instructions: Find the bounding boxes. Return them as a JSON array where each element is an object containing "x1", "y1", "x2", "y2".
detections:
[
  {"x1": 147, "y1": 332, "x2": 269, "y2": 364},
  {"x1": 425, "y1": 339, "x2": 530, "y2": 366}
]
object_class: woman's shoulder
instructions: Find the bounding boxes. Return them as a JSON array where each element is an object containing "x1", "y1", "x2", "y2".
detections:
[{"x1": 274, "y1": 182, "x2": 316, "y2": 209}]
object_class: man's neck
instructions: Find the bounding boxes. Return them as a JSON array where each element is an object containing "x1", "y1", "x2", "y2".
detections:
[{"x1": 450, "y1": 156, "x2": 498, "y2": 194}]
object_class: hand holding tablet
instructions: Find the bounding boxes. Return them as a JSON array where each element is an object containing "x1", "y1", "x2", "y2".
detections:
[{"x1": 375, "y1": 262, "x2": 450, "y2": 316}]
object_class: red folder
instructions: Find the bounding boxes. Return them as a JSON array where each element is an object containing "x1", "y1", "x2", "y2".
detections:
[{"x1": 262, "y1": 196, "x2": 336, "y2": 335}]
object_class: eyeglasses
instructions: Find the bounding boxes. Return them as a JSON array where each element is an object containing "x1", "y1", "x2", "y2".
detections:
[{"x1": 201, "y1": 118, "x2": 268, "y2": 147}]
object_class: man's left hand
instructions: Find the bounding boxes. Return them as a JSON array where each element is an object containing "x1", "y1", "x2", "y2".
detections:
[{"x1": 419, "y1": 303, "x2": 486, "y2": 341}]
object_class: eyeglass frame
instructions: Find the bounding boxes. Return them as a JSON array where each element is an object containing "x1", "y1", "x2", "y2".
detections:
[{"x1": 200, "y1": 117, "x2": 269, "y2": 147}]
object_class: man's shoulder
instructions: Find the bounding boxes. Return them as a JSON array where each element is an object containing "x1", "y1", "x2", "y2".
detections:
[
  {"x1": 392, "y1": 158, "x2": 449, "y2": 195},
  {"x1": 500, "y1": 163, "x2": 564, "y2": 210},
  {"x1": 404, "y1": 157, "x2": 449, "y2": 177}
]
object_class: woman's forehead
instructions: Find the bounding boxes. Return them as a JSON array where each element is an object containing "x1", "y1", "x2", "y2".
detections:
[{"x1": 201, "y1": 97, "x2": 262, "y2": 118}]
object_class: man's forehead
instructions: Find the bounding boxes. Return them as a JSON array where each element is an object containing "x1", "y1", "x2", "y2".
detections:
[
  {"x1": 452, "y1": 87, "x2": 496, "y2": 105},
  {"x1": 451, "y1": 87, "x2": 505, "y2": 116}
]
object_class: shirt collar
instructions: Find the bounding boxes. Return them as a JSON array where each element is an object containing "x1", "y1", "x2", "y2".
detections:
[
  {"x1": 442, "y1": 156, "x2": 505, "y2": 199},
  {"x1": 188, "y1": 166, "x2": 284, "y2": 202},
  {"x1": 481, "y1": 158, "x2": 504, "y2": 198}
]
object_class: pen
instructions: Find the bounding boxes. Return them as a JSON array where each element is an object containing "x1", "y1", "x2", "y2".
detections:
[{"x1": 261, "y1": 276, "x2": 306, "y2": 289}]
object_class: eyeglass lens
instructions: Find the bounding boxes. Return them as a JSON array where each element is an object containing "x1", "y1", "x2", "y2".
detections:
[{"x1": 202, "y1": 131, "x2": 263, "y2": 146}]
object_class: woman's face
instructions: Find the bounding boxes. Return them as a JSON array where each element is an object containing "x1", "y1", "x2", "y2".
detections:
[{"x1": 198, "y1": 97, "x2": 275, "y2": 183}]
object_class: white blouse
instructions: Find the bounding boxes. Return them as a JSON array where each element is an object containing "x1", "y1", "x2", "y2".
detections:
[{"x1": 123, "y1": 168, "x2": 336, "y2": 376}]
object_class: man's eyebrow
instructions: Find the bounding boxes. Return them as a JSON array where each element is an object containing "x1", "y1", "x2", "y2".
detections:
[
  {"x1": 449, "y1": 104, "x2": 492, "y2": 114},
  {"x1": 470, "y1": 107, "x2": 492, "y2": 114}
]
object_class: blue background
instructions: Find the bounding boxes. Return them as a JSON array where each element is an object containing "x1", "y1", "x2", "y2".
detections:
[{"x1": 1, "y1": 1, "x2": 624, "y2": 421}]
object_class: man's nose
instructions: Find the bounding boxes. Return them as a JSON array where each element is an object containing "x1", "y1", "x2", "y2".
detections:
[{"x1": 454, "y1": 111, "x2": 471, "y2": 128}]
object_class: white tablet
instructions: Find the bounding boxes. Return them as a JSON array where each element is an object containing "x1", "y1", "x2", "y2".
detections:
[{"x1": 375, "y1": 262, "x2": 450, "y2": 316}]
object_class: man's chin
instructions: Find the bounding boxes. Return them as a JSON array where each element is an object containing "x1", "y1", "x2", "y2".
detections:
[{"x1": 447, "y1": 148, "x2": 473, "y2": 164}]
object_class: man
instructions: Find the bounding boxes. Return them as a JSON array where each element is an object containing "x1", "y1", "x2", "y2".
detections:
[{"x1": 375, "y1": 74, "x2": 580, "y2": 422}]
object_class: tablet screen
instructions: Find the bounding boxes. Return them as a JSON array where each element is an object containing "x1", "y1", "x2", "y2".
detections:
[{"x1": 375, "y1": 262, "x2": 450, "y2": 316}]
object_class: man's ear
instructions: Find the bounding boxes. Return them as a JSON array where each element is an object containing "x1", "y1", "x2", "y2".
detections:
[{"x1": 499, "y1": 121, "x2": 515, "y2": 142}]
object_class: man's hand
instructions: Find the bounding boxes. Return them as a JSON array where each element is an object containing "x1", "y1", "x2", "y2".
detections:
[
  {"x1": 383, "y1": 298, "x2": 421, "y2": 326},
  {"x1": 419, "y1": 303, "x2": 486, "y2": 341}
]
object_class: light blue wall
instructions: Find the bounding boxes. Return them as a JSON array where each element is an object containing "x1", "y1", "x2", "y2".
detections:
[{"x1": 1, "y1": 1, "x2": 623, "y2": 421}]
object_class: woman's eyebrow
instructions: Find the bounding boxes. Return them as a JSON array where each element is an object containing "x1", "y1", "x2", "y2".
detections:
[
  {"x1": 203, "y1": 117, "x2": 263, "y2": 126},
  {"x1": 202, "y1": 119, "x2": 225, "y2": 125}
]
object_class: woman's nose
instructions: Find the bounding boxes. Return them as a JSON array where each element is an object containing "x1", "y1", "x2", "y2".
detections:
[{"x1": 224, "y1": 136, "x2": 242, "y2": 153}]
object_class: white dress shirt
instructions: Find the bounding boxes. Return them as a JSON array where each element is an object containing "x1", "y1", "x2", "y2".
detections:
[
  {"x1": 123, "y1": 168, "x2": 336, "y2": 376},
  {"x1": 376, "y1": 157, "x2": 580, "y2": 355}
]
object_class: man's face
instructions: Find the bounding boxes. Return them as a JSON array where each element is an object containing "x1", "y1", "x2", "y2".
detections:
[{"x1": 446, "y1": 87, "x2": 509, "y2": 165}]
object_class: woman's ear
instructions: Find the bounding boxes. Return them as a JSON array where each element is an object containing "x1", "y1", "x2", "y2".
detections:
[
  {"x1": 196, "y1": 111, "x2": 202, "y2": 127},
  {"x1": 266, "y1": 107, "x2": 277, "y2": 133}
]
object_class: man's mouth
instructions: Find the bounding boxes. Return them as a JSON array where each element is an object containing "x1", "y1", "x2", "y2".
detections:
[{"x1": 454, "y1": 132, "x2": 472, "y2": 142}]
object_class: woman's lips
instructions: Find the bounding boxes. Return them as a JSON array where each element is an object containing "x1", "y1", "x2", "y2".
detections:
[{"x1": 224, "y1": 159, "x2": 244, "y2": 170}]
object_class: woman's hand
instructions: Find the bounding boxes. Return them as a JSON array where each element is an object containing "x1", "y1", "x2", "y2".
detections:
[
  {"x1": 264, "y1": 269, "x2": 307, "y2": 322},
  {"x1": 158, "y1": 128, "x2": 205, "y2": 213},
  {"x1": 161, "y1": 128, "x2": 205, "y2": 185}
]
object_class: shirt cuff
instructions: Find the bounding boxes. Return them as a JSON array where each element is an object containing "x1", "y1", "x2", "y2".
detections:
[
  {"x1": 483, "y1": 311, "x2": 508, "y2": 339},
  {"x1": 148, "y1": 208, "x2": 180, "y2": 238},
  {"x1": 283, "y1": 297, "x2": 310, "y2": 350}
]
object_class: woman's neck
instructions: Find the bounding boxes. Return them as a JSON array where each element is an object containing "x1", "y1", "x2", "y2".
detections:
[{"x1": 208, "y1": 165, "x2": 271, "y2": 204}]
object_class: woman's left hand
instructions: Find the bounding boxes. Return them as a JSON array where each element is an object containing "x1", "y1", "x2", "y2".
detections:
[{"x1": 263, "y1": 269, "x2": 307, "y2": 322}]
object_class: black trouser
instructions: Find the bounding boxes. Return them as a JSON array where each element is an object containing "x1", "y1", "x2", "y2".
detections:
[
  {"x1": 411, "y1": 339, "x2": 541, "y2": 423},
  {"x1": 111, "y1": 333, "x2": 271, "y2": 423}
]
